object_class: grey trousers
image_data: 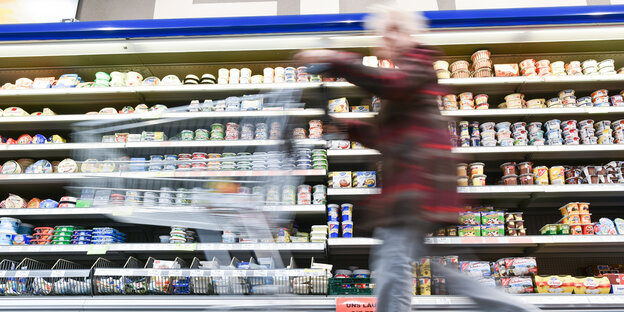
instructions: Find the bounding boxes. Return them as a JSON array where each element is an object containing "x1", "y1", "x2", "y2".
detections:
[{"x1": 371, "y1": 226, "x2": 542, "y2": 312}]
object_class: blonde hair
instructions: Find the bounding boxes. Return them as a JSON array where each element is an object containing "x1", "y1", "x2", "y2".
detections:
[{"x1": 364, "y1": 3, "x2": 427, "y2": 36}]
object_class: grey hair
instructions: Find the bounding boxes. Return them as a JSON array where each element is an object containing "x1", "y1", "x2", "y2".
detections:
[{"x1": 363, "y1": 3, "x2": 428, "y2": 35}]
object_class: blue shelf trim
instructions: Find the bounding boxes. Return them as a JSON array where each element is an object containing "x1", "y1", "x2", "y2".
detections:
[{"x1": 0, "y1": 5, "x2": 623, "y2": 41}]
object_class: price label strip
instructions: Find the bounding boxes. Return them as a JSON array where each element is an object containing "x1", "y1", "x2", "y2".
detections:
[
  {"x1": 174, "y1": 243, "x2": 197, "y2": 251},
  {"x1": 87, "y1": 245, "x2": 109, "y2": 255}
]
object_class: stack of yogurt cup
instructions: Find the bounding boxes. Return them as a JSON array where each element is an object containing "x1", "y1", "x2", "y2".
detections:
[
  {"x1": 169, "y1": 226, "x2": 188, "y2": 244},
  {"x1": 327, "y1": 203, "x2": 354, "y2": 238},
  {"x1": 311, "y1": 149, "x2": 327, "y2": 170},
  {"x1": 94, "y1": 72, "x2": 111, "y2": 87}
]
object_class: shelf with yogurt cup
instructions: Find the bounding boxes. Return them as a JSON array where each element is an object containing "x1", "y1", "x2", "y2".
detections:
[
  {"x1": 0, "y1": 205, "x2": 327, "y2": 219},
  {"x1": 458, "y1": 184, "x2": 624, "y2": 198},
  {"x1": 119, "y1": 169, "x2": 326, "y2": 179},
  {"x1": 0, "y1": 82, "x2": 357, "y2": 106},
  {"x1": 440, "y1": 106, "x2": 624, "y2": 118},
  {"x1": 326, "y1": 148, "x2": 381, "y2": 163},
  {"x1": 123, "y1": 139, "x2": 326, "y2": 149},
  {"x1": 328, "y1": 235, "x2": 624, "y2": 255},
  {"x1": 0, "y1": 109, "x2": 327, "y2": 131},
  {"x1": 0, "y1": 242, "x2": 326, "y2": 255},
  {"x1": 452, "y1": 144, "x2": 624, "y2": 160},
  {"x1": 329, "y1": 112, "x2": 378, "y2": 119},
  {"x1": 326, "y1": 188, "x2": 381, "y2": 197},
  {"x1": 5, "y1": 295, "x2": 624, "y2": 311}
]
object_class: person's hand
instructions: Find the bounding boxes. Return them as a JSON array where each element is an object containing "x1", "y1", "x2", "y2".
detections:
[{"x1": 294, "y1": 49, "x2": 340, "y2": 64}]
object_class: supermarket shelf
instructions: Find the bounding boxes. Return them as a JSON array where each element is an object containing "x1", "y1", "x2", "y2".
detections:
[
  {"x1": 125, "y1": 169, "x2": 326, "y2": 179},
  {"x1": 0, "y1": 139, "x2": 326, "y2": 157},
  {"x1": 0, "y1": 242, "x2": 326, "y2": 255},
  {"x1": 0, "y1": 109, "x2": 326, "y2": 131},
  {"x1": 0, "y1": 82, "x2": 357, "y2": 106},
  {"x1": 0, "y1": 170, "x2": 327, "y2": 184},
  {"x1": 326, "y1": 148, "x2": 380, "y2": 163},
  {"x1": 0, "y1": 205, "x2": 326, "y2": 219},
  {"x1": 124, "y1": 139, "x2": 326, "y2": 149},
  {"x1": 452, "y1": 145, "x2": 624, "y2": 160},
  {"x1": 458, "y1": 184, "x2": 624, "y2": 198},
  {"x1": 4, "y1": 75, "x2": 624, "y2": 106},
  {"x1": 1, "y1": 295, "x2": 623, "y2": 311},
  {"x1": 326, "y1": 188, "x2": 381, "y2": 196},
  {"x1": 328, "y1": 235, "x2": 624, "y2": 255},
  {"x1": 441, "y1": 106, "x2": 624, "y2": 118},
  {"x1": 330, "y1": 112, "x2": 378, "y2": 119}
]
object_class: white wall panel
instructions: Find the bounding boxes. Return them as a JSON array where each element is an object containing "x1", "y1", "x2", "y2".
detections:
[
  {"x1": 153, "y1": 0, "x2": 278, "y2": 18},
  {"x1": 454, "y1": 0, "x2": 588, "y2": 10},
  {"x1": 301, "y1": 0, "x2": 340, "y2": 14}
]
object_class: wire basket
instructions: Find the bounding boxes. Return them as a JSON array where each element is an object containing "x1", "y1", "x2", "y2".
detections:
[
  {"x1": 49, "y1": 259, "x2": 91, "y2": 295},
  {"x1": 1, "y1": 258, "x2": 50, "y2": 296}
]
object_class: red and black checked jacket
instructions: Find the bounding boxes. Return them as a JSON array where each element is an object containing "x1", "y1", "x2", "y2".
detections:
[{"x1": 326, "y1": 46, "x2": 463, "y2": 228}]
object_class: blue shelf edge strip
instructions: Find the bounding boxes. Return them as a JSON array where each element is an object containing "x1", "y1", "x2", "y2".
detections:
[{"x1": 2, "y1": 5, "x2": 624, "y2": 41}]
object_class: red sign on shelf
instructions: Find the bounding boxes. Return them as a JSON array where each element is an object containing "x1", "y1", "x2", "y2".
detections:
[{"x1": 336, "y1": 297, "x2": 377, "y2": 312}]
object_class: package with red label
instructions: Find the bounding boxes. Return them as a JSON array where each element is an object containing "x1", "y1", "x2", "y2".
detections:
[
  {"x1": 500, "y1": 276, "x2": 534, "y2": 294},
  {"x1": 494, "y1": 64, "x2": 520, "y2": 77},
  {"x1": 496, "y1": 257, "x2": 537, "y2": 277}
]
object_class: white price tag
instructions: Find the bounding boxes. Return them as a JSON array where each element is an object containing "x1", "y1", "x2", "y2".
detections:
[
  {"x1": 190, "y1": 270, "x2": 204, "y2": 277},
  {"x1": 424, "y1": 238, "x2": 433, "y2": 244},
  {"x1": 169, "y1": 270, "x2": 183, "y2": 277},
  {"x1": 253, "y1": 270, "x2": 268, "y2": 277},
  {"x1": 51, "y1": 270, "x2": 65, "y2": 277},
  {"x1": 29, "y1": 246, "x2": 41, "y2": 252},
  {"x1": 233, "y1": 270, "x2": 246, "y2": 277},
  {"x1": 0, "y1": 271, "x2": 6, "y2": 277},
  {"x1": 212, "y1": 270, "x2": 224, "y2": 277},
  {"x1": 15, "y1": 271, "x2": 29, "y2": 278},
  {"x1": 9, "y1": 246, "x2": 21, "y2": 252},
  {"x1": 436, "y1": 237, "x2": 450, "y2": 244}
]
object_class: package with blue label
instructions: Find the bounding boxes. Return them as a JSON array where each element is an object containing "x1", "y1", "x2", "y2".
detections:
[{"x1": 352, "y1": 171, "x2": 376, "y2": 188}]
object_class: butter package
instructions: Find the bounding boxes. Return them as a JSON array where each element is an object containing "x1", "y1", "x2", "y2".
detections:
[
  {"x1": 328, "y1": 98, "x2": 348, "y2": 113},
  {"x1": 352, "y1": 171, "x2": 376, "y2": 188}
]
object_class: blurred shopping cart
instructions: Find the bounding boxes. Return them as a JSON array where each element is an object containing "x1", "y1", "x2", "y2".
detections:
[{"x1": 68, "y1": 87, "x2": 326, "y2": 269}]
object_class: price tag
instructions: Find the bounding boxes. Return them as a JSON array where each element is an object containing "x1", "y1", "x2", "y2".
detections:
[
  {"x1": 174, "y1": 243, "x2": 197, "y2": 251},
  {"x1": 113, "y1": 206, "x2": 133, "y2": 216},
  {"x1": 212, "y1": 270, "x2": 224, "y2": 277},
  {"x1": 585, "y1": 107, "x2": 609, "y2": 114},
  {"x1": 435, "y1": 298, "x2": 451, "y2": 305},
  {"x1": 436, "y1": 237, "x2": 450, "y2": 244},
  {"x1": 146, "y1": 269, "x2": 157, "y2": 276},
  {"x1": 9, "y1": 246, "x2": 22, "y2": 252},
  {"x1": 336, "y1": 297, "x2": 377, "y2": 312},
  {"x1": 424, "y1": 238, "x2": 433, "y2": 244},
  {"x1": 15, "y1": 271, "x2": 29, "y2": 278},
  {"x1": 190, "y1": 270, "x2": 204, "y2": 277},
  {"x1": 51, "y1": 270, "x2": 65, "y2": 277},
  {"x1": 0, "y1": 271, "x2": 6, "y2": 277},
  {"x1": 29, "y1": 246, "x2": 41, "y2": 252},
  {"x1": 155, "y1": 171, "x2": 174, "y2": 178},
  {"x1": 253, "y1": 270, "x2": 268, "y2": 277},
  {"x1": 233, "y1": 270, "x2": 246, "y2": 277},
  {"x1": 87, "y1": 245, "x2": 109, "y2": 255},
  {"x1": 169, "y1": 270, "x2": 183, "y2": 277}
]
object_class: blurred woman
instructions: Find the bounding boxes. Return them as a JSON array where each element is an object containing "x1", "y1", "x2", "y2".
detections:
[{"x1": 296, "y1": 4, "x2": 540, "y2": 312}]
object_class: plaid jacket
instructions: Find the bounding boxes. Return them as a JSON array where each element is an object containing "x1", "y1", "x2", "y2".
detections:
[{"x1": 327, "y1": 46, "x2": 463, "y2": 228}]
